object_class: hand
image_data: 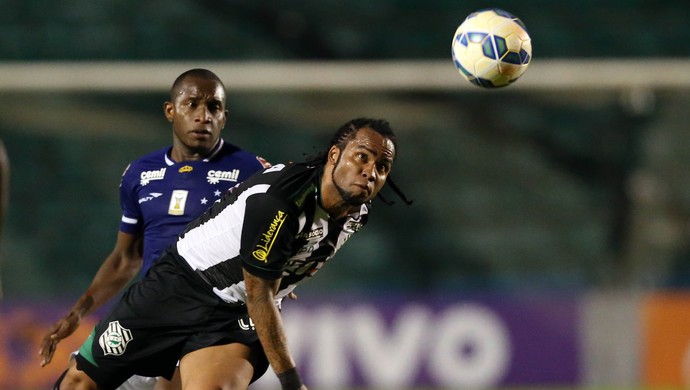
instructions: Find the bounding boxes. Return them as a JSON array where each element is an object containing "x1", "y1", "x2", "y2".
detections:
[
  {"x1": 38, "y1": 312, "x2": 81, "y2": 367},
  {"x1": 288, "y1": 291, "x2": 298, "y2": 300}
]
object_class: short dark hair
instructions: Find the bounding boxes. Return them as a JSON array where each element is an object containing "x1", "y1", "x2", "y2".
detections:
[{"x1": 170, "y1": 68, "x2": 225, "y2": 101}]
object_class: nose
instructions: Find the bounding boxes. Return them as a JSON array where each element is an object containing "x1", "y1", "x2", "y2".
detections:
[
  {"x1": 362, "y1": 162, "x2": 376, "y2": 181},
  {"x1": 195, "y1": 105, "x2": 212, "y2": 122}
]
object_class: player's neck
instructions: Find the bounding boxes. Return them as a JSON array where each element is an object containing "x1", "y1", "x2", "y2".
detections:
[{"x1": 170, "y1": 148, "x2": 208, "y2": 163}]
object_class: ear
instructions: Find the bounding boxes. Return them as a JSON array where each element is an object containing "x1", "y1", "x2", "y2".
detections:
[
  {"x1": 328, "y1": 146, "x2": 340, "y2": 164},
  {"x1": 163, "y1": 101, "x2": 174, "y2": 122}
]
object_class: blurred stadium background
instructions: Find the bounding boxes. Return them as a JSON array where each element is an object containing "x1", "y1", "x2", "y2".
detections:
[{"x1": 2, "y1": 0, "x2": 690, "y2": 389}]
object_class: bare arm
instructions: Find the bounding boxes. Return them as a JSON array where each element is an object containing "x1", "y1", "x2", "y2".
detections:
[
  {"x1": 243, "y1": 268, "x2": 307, "y2": 389},
  {"x1": 39, "y1": 231, "x2": 143, "y2": 366}
]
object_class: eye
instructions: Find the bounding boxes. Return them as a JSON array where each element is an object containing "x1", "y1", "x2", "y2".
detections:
[
  {"x1": 208, "y1": 102, "x2": 222, "y2": 113},
  {"x1": 376, "y1": 162, "x2": 390, "y2": 174}
]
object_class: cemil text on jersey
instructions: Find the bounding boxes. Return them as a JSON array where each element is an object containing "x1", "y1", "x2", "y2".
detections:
[
  {"x1": 140, "y1": 168, "x2": 167, "y2": 186},
  {"x1": 207, "y1": 169, "x2": 240, "y2": 184}
]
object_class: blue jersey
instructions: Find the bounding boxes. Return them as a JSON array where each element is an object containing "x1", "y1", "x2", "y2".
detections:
[{"x1": 118, "y1": 139, "x2": 268, "y2": 274}]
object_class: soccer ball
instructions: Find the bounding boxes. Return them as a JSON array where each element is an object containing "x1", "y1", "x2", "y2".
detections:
[{"x1": 451, "y1": 8, "x2": 532, "y2": 88}]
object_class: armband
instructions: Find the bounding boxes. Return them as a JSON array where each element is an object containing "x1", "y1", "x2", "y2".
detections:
[{"x1": 277, "y1": 367, "x2": 303, "y2": 390}]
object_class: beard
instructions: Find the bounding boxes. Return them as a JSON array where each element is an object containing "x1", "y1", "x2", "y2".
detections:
[{"x1": 332, "y1": 157, "x2": 366, "y2": 207}]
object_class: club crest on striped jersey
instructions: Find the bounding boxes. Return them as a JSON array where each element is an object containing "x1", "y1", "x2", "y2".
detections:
[{"x1": 99, "y1": 321, "x2": 133, "y2": 356}]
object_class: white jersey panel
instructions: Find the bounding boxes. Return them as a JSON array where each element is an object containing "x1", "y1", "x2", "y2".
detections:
[{"x1": 177, "y1": 184, "x2": 271, "y2": 271}]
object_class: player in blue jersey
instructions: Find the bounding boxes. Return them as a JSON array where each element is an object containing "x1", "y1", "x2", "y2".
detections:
[
  {"x1": 55, "y1": 118, "x2": 412, "y2": 390},
  {"x1": 39, "y1": 68, "x2": 270, "y2": 389}
]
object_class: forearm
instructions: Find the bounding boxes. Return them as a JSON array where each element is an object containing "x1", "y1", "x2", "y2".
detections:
[
  {"x1": 74, "y1": 252, "x2": 141, "y2": 318},
  {"x1": 246, "y1": 284, "x2": 295, "y2": 372},
  {"x1": 243, "y1": 269, "x2": 300, "y2": 377}
]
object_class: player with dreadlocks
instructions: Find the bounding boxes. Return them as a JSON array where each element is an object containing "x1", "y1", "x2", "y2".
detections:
[
  {"x1": 305, "y1": 117, "x2": 412, "y2": 206},
  {"x1": 57, "y1": 117, "x2": 410, "y2": 390}
]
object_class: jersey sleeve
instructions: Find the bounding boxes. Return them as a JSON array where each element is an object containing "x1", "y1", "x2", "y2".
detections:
[
  {"x1": 240, "y1": 193, "x2": 297, "y2": 280},
  {"x1": 118, "y1": 164, "x2": 143, "y2": 235}
]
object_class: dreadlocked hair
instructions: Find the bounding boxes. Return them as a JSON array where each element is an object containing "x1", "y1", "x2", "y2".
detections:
[{"x1": 305, "y1": 117, "x2": 413, "y2": 206}]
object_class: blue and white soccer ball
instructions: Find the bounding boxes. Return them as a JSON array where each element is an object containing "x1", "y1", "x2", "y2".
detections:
[{"x1": 451, "y1": 8, "x2": 532, "y2": 88}]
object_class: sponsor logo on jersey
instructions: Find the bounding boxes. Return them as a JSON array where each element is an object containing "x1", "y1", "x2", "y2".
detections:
[
  {"x1": 238, "y1": 317, "x2": 256, "y2": 331},
  {"x1": 207, "y1": 169, "x2": 240, "y2": 184},
  {"x1": 179, "y1": 165, "x2": 193, "y2": 173},
  {"x1": 284, "y1": 258, "x2": 321, "y2": 277},
  {"x1": 252, "y1": 210, "x2": 287, "y2": 262},
  {"x1": 140, "y1": 168, "x2": 166, "y2": 186},
  {"x1": 296, "y1": 227, "x2": 324, "y2": 240},
  {"x1": 138, "y1": 192, "x2": 163, "y2": 204},
  {"x1": 345, "y1": 221, "x2": 364, "y2": 233},
  {"x1": 99, "y1": 321, "x2": 133, "y2": 356},
  {"x1": 168, "y1": 190, "x2": 188, "y2": 216},
  {"x1": 296, "y1": 245, "x2": 315, "y2": 255}
]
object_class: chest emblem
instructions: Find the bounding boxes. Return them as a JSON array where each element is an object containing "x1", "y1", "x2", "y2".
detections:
[
  {"x1": 168, "y1": 190, "x2": 189, "y2": 216},
  {"x1": 179, "y1": 165, "x2": 193, "y2": 173}
]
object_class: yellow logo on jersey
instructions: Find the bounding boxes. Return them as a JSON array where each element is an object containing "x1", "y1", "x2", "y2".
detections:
[
  {"x1": 252, "y1": 210, "x2": 287, "y2": 263},
  {"x1": 179, "y1": 165, "x2": 193, "y2": 173}
]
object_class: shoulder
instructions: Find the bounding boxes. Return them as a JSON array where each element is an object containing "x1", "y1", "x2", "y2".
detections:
[
  {"x1": 119, "y1": 146, "x2": 171, "y2": 185},
  {"x1": 264, "y1": 163, "x2": 319, "y2": 201},
  {"x1": 235, "y1": 163, "x2": 315, "y2": 194},
  {"x1": 216, "y1": 141, "x2": 271, "y2": 169},
  {"x1": 127, "y1": 146, "x2": 171, "y2": 169}
]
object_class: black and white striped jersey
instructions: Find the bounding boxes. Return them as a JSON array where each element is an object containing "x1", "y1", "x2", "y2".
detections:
[{"x1": 175, "y1": 162, "x2": 369, "y2": 306}]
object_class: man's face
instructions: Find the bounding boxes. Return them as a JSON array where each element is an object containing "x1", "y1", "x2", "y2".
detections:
[
  {"x1": 165, "y1": 76, "x2": 226, "y2": 154},
  {"x1": 331, "y1": 127, "x2": 395, "y2": 206}
]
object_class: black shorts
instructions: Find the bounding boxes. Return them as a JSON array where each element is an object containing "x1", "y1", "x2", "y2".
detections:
[{"x1": 75, "y1": 250, "x2": 268, "y2": 390}]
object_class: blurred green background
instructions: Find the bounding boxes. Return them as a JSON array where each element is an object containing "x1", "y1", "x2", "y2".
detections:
[{"x1": 3, "y1": 0, "x2": 690, "y2": 301}]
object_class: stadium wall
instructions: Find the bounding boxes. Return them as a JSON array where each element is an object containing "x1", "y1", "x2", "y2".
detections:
[{"x1": 2, "y1": 291, "x2": 686, "y2": 389}]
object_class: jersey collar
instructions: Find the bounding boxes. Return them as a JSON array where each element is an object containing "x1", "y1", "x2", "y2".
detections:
[{"x1": 164, "y1": 138, "x2": 225, "y2": 166}]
